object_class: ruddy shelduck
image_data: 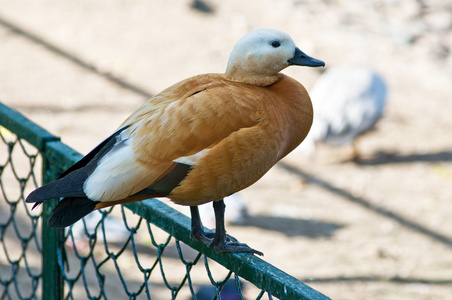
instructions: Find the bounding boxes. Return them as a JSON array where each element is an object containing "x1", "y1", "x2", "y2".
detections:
[{"x1": 26, "y1": 28, "x2": 325, "y2": 255}]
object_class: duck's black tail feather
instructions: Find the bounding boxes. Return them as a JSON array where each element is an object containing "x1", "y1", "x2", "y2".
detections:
[
  {"x1": 26, "y1": 169, "x2": 90, "y2": 208},
  {"x1": 48, "y1": 197, "x2": 100, "y2": 228}
]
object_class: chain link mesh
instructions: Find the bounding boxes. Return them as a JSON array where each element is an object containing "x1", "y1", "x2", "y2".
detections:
[{"x1": 0, "y1": 125, "x2": 42, "y2": 299}]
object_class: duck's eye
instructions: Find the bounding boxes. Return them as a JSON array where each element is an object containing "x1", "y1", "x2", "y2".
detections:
[{"x1": 271, "y1": 41, "x2": 281, "y2": 48}]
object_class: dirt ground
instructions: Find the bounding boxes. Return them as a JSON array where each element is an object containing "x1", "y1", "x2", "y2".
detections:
[{"x1": 1, "y1": 1, "x2": 452, "y2": 299}]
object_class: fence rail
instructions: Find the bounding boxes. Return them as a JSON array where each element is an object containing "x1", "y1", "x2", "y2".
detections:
[{"x1": 0, "y1": 102, "x2": 330, "y2": 300}]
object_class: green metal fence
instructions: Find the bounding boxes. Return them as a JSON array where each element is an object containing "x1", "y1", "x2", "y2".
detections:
[{"x1": 0, "y1": 102, "x2": 330, "y2": 300}]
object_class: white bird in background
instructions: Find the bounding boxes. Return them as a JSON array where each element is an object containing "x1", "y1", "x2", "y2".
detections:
[{"x1": 300, "y1": 66, "x2": 387, "y2": 159}]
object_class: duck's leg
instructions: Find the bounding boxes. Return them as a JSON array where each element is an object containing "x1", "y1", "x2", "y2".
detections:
[
  {"x1": 190, "y1": 205, "x2": 214, "y2": 245},
  {"x1": 211, "y1": 199, "x2": 263, "y2": 256},
  {"x1": 190, "y1": 205, "x2": 238, "y2": 242}
]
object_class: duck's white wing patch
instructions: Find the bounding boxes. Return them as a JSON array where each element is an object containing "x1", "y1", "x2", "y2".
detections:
[
  {"x1": 173, "y1": 149, "x2": 210, "y2": 165},
  {"x1": 83, "y1": 131, "x2": 154, "y2": 202}
]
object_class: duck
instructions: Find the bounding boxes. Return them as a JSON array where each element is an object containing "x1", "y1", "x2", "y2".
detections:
[{"x1": 26, "y1": 28, "x2": 324, "y2": 255}]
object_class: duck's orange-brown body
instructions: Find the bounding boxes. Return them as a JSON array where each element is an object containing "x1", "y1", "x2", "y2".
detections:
[{"x1": 119, "y1": 73, "x2": 312, "y2": 206}]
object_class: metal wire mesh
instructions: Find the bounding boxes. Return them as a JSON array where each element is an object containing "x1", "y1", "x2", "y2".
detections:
[
  {"x1": 0, "y1": 103, "x2": 330, "y2": 300},
  {"x1": 0, "y1": 125, "x2": 42, "y2": 300},
  {"x1": 57, "y1": 205, "x2": 248, "y2": 300}
]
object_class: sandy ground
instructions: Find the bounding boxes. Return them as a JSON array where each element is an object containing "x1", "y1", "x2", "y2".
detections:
[{"x1": 1, "y1": 1, "x2": 452, "y2": 299}]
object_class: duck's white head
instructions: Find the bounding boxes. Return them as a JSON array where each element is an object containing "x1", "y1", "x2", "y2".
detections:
[{"x1": 225, "y1": 29, "x2": 324, "y2": 86}]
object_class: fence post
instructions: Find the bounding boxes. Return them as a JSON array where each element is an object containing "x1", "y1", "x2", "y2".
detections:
[{"x1": 41, "y1": 146, "x2": 64, "y2": 300}]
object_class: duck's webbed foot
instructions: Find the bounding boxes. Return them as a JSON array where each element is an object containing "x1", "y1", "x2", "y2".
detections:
[{"x1": 189, "y1": 201, "x2": 263, "y2": 256}]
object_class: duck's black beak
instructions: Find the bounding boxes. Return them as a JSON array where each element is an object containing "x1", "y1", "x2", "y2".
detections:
[{"x1": 288, "y1": 47, "x2": 325, "y2": 67}]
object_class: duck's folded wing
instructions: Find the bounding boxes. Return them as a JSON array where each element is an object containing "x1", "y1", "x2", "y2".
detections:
[
  {"x1": 89, "y1": 81, "x2": 261, "y2": 202},
  {"x1": 86, "y1": 81, "x2": 260, "y2": 202},
  {"x1": 27, "y1": 79, "x2": 260, "y2": 207}
]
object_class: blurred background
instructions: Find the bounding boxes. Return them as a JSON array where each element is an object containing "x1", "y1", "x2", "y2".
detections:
[{"x1": 0, "y1": 0, "x2": 451, "y2": 299}]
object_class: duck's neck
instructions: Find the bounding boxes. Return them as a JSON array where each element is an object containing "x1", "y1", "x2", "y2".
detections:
[{"x1": 224, "y1": 66, "x2": 283, "y2": 86}]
